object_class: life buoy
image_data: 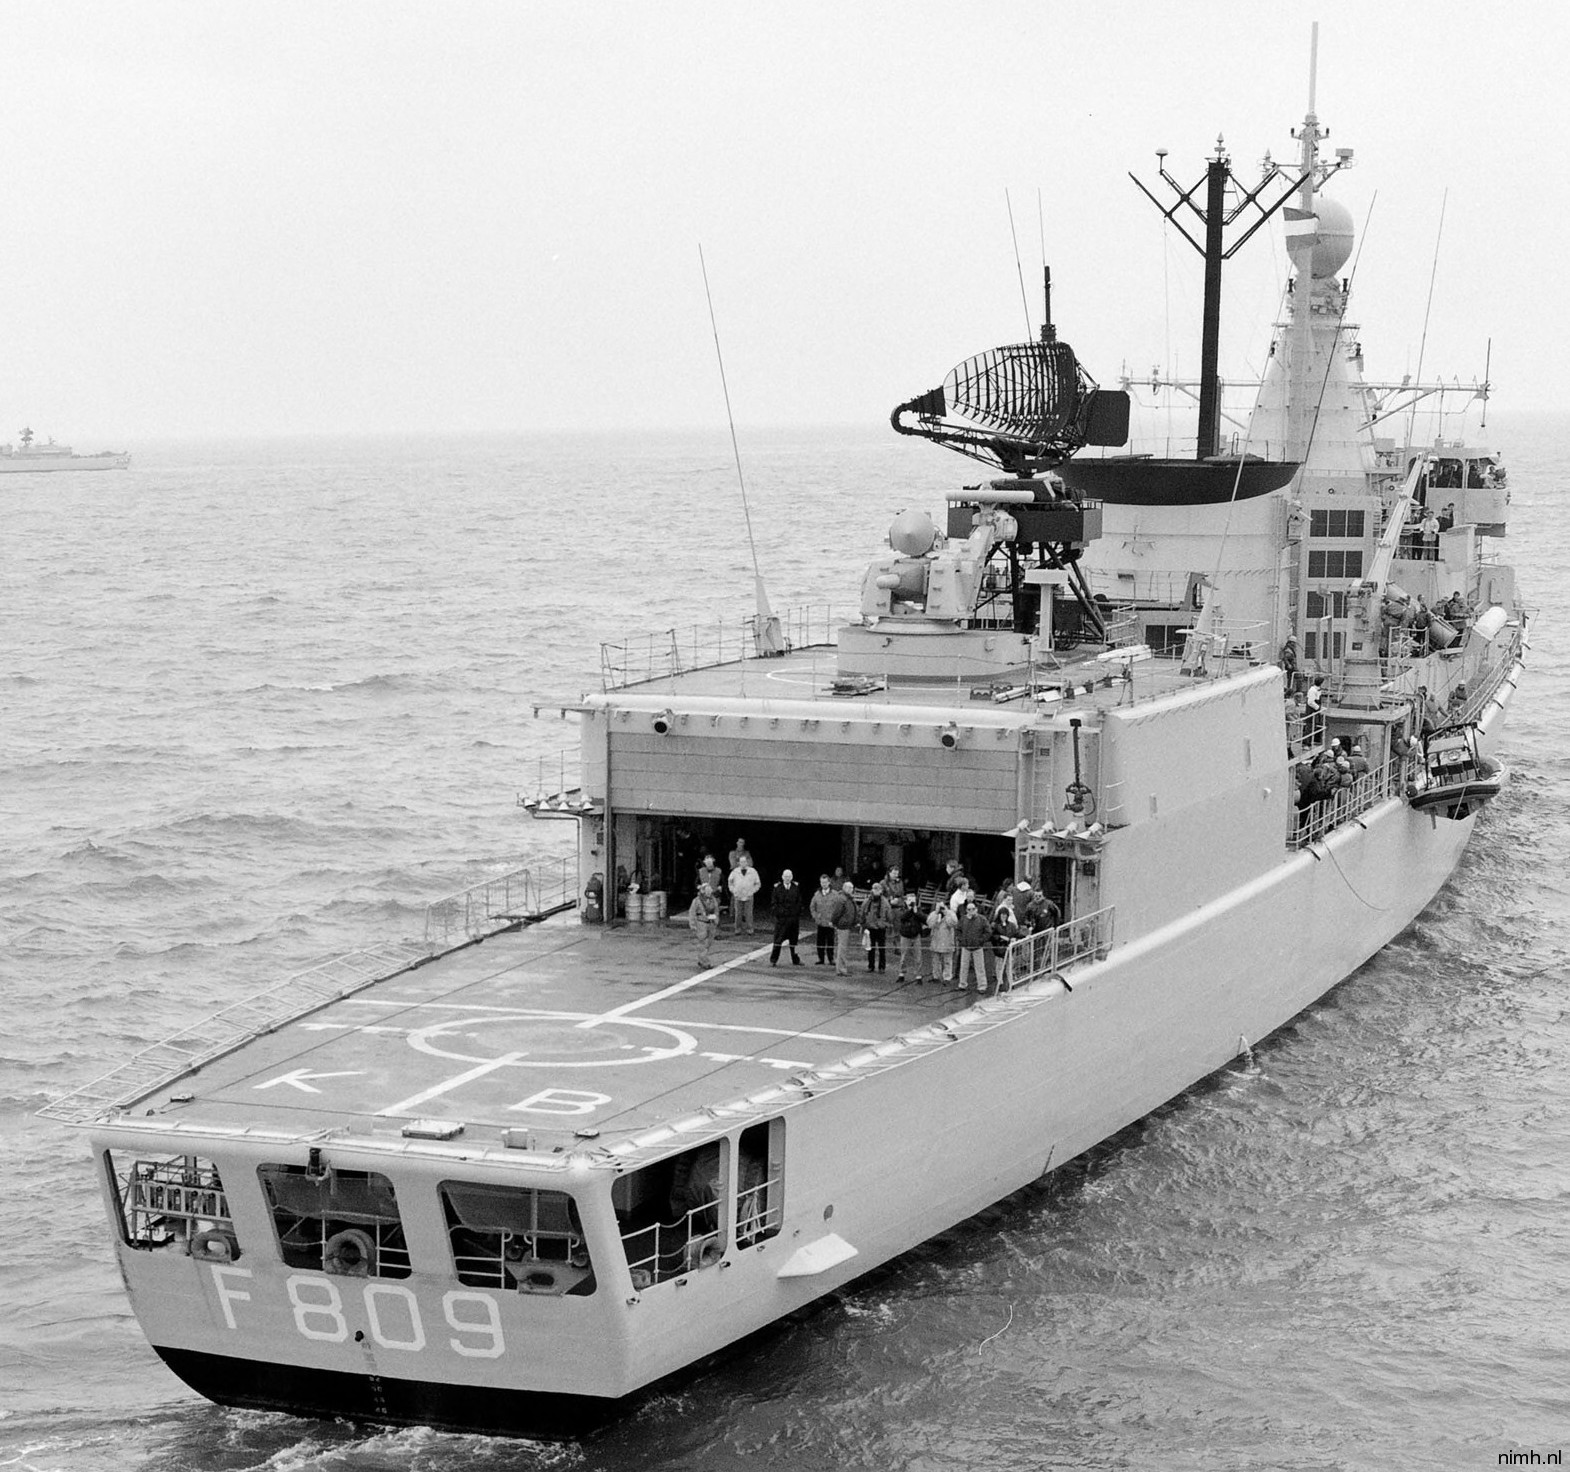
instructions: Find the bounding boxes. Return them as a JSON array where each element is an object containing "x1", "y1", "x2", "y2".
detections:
[
  {"x1": 323, "y1": 1228, "x2": 374, "y2": 1276},
  {"x1": 190, "y1": 1228, "x2": 240, "y2": 1263},
  {"x1": 685, "y1": 1235, "x2": 723, "y2": 1271}
]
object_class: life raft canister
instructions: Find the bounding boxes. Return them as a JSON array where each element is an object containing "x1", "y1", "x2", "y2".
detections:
[
  {"x1": 190, "y1": 1228, "x2": 241, "y2": 1263},
  {"x1": 323, "y1": 1227, "x2": 375, "y2": 1276}
]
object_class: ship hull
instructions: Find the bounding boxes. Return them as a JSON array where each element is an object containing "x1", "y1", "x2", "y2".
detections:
[
  {"x1": 154, "y1": 1346, "x2": 621, "y2": 1437},
  {"x1": 0, "y1": 452, "x2": 130, "y2": 472},
  {"x1": 108, "y1": 736, "x2": 1495, "y2": 1434}
]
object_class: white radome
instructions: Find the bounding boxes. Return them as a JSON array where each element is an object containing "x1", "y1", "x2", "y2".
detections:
[
  {"x1": 889, "y1": 509, "x2": 938, "y2": 556},
  {"x1": 1310, "y1": 195, "x2": 1355, "y2": 279}
]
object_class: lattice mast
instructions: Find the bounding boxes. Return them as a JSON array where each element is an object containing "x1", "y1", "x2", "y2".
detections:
[{"x1": 1127, "y1": 74, "x2": 1344, "y2": 460}]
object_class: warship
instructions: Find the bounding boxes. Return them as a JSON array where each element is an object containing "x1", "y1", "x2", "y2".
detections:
[
  {"x1": 41, "y1": 71, "x2": 1526, "y2": 1437},
  {"x1": 0, "y1": 425, "x2": 129, "y2": 471}
]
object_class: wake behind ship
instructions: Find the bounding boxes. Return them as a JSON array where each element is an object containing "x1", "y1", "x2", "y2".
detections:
[{"x1": 40, "y1": 78, "x2": 1528, "y2": 1436}]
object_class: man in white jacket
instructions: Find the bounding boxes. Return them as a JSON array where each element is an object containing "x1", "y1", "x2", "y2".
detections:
[{"x1": 728, "y1": 859, "x2": 762, "y2": 935}]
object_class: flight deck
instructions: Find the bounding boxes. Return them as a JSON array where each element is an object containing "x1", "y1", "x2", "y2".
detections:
[{"x1": 123, "y1": 919, "x2": 973, "y2": 1146}]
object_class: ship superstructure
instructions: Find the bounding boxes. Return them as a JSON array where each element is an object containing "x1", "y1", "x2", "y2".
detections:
[
  {"x1": 0, "y1": 425, "x2": 129, "y2": 471},
  {"x1": 40, "y1": 74, "x2": 1527, "y2": 1438}
]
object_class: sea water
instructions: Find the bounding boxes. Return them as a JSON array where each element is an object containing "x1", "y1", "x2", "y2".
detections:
[{"x1": 2, "y1": 420, "x2": 1566, "y2": 1472}]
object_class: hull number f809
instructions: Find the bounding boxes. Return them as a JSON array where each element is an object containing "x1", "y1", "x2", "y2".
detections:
[{"x1": 209, "y1": 1266, "x2": 506, "y2": 1358}]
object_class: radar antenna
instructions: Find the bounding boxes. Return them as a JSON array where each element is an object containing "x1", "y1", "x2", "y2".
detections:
[{"x1": 890, "y1": 268, "x2": 1129, "y2": 477}]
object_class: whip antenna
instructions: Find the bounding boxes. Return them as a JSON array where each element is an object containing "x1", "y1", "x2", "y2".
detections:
[
  {"x1": 1405, "y1": 189, "x2": 1448, "y2": 451},
  {"x1": 1006, "y1": 190, "x2": 1032, "y2": 338},
  {"x1": 699, "y1": 244, "x2": 783, "y2": 656}
]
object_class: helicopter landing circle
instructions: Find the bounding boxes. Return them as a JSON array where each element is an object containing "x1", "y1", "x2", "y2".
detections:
[{"x1": 406, "y1": 1011, "x2": 696, "y2": 1069}]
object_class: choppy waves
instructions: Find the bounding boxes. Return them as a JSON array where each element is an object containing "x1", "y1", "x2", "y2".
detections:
[{"x1": 2, "y1": 423, "x2": 1567, "y2": 1471}]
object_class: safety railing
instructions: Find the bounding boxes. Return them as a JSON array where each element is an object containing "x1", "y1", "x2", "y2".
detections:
[
  {"x1": 1289, "y1": 756, "x2": 1410, "y2": 848},
  {"x1": 1178, "y1": 619, "x2": 1268, "y2": 679},
  {"x1": 518, "y1": 749, "x2": 598, "y2": 820},
  {"x1": 521, "y1": 748, "x2": 580, "y2": 804},
  {"x1": 621, "y1": 1200, "x2": 723, "y2": 1289},
  {"x1": 423, "y1": 856, "x2": 578, "y2": 948},
  {"x1": 735, "y1": 1161, "x2": 785, "y2": 1249},
  {"x1": 996, "y1": 906, "x2": 1115, "y2": 993},
  {"x1": 599, "y1": 603, "x2": 845, "y2": 690},
  {"x1": 37, "y1": 939, "x2": 433, "y2": 1125},
  {"x1": 1101, "y1": 605, "x2": 1141, "y2": 648}
]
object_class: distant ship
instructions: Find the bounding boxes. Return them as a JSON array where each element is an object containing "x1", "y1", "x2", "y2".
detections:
[
  {"x1": 0, "y1": 426, "x2": 129, "y2": 472},
  {"x1": 39, "y1": 44, "x2": 1530, "y2": 1440}
]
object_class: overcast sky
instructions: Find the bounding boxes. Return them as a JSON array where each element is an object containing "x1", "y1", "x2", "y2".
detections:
[{"x1": 0, "y1": 0, "x2": 1559, "y2": 439}]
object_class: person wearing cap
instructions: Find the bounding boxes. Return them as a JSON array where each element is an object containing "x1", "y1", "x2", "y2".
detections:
[
  {"x1": 862, "y1": 882, "x2": 894, "y2": 974},
  {"x1": 830, "y1": 882, "x2": 860, "y2": 976},
  {"x1": 687, "y1": 883, "x2": 719, "y2": 966}
]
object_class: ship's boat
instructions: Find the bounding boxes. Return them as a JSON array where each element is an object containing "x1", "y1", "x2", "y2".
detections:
[
  {"x1": 1407, "y1": 724, "x2": 1505, "y2": 819},
  {"x1": 39, "y1": 60, "x2": 1529, "y2": 1439}
]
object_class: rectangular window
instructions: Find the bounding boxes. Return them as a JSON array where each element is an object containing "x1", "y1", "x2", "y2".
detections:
[
  {"x1": 1144, "y1": 623, "x2": 1193, "y2": 655},
  {"x1": 735, "y1": 1120, "x2": 785, "y2": 1249},
  {"x1": 1307, "y1": 549, "x2": 1364, "y2": 579},
  {"x1": 259, "y1": 1163, "x2": 411, "y2": 1279},
  {"x1": 441, "y1": 1182, "x2": 594, "y2": 1296},
  {"x1": 1309, "y1": 508, "x2": 1367, "y2": 538},
  {"x1": 1305, "y1": 590, "x2": 1349, "y2": 620},
  {"x1": 109, "y1": 1152, "x2": 239, "y2": 1263},
  {"x1": 614, "y1": 1140, "x2": 727, "y2": 1289},
  {"x1": 1303, "y1": 631, "x2": 1346, "y2": 660}
]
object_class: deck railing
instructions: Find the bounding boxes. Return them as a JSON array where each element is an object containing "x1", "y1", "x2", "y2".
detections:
[
  {"x1": 1290, "y1": 757, "x2": 1410, "y2": 848},
  {"x1": 1179, "y1": 619, "x2": 1268, "y2": 676},
  {"x1": 422, "y1": 856, "x2": 578, "y2": 947},
  {"x1": 621, "y1": 1201, "x2": 722, "y2": 1289},
  {"x1": 41, "y1": 863, "x2": 581, "y2": 1127},
  {"x1": 996, "y1": 905, "x2": 1115, "y2": 993},
  {"x1": 37, "y1": 938, "x2": 433, "y2": 1125},
  {"x1": 600, "y1": 603, "x2": 847, "y2": 690}
]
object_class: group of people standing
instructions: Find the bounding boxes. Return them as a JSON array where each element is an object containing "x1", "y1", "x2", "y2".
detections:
[
  {"x1": 686, "y1": 839, "x2": 768, "y2": 965},
  {"x1": 684, "y1": 845, "x2": 1065, "y2": 1000},
  {"x1": 1293, "y1": 735, "x2": 1373, "y2": 831}
]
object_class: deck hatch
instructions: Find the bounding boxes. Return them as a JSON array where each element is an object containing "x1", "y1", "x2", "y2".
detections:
[
  {"x1": 440, "y1": 1182, "x2": 595, "y2": 1296},
  {"x1": 258, "y1": 1164, "x2": 411, "y2": 1279}
]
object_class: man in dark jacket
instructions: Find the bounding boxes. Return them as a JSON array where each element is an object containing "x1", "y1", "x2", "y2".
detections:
[
  {"x1": 956, "y1": 902, "x2": 992, "y2": 994},
  {"x1": 769, "y1": 869, "x2": 805, "y2": 966},
  {"x1": 830, "y1": 882, "x2": 860, "y2": 976},
  {"x1": 894, "y1": 898, "x2": 928, "y2": 983}
]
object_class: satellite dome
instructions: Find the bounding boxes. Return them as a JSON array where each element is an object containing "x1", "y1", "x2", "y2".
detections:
[
  {"x1": 1309, "y1": 195, "x2": 1355, "y2": 279},
  {"x1": 889, "y1": 509, "x2": 937, "y2": 556}
]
